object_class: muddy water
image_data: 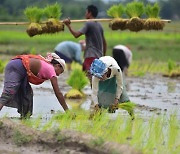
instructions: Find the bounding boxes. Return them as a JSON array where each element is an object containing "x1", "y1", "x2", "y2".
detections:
[{"x1": 0, "y1": 73, "x2": 180, "y2": 120}]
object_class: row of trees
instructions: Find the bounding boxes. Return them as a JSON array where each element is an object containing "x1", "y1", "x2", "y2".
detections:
[{"x1": 0, "y1": 0, "x2": 179, "y2": 21}]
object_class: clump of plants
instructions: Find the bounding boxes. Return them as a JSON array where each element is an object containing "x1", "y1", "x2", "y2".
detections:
[
  {"x1": 43, "y1": 3, "x2": 64, "y2": 34},
  {"x1": 107, "y1": 4, "x2": 127, "y2": 30},
  {"x1": 144, "y1": 3, "x2": 165, "y2": 30},
  {"x1": 24, "y1": 7, "x2": 44, "y2": 37},
  {"x1": 125, "y1": 1, "x2": 145, "y2": 32},
  {"x1": 65, "y1": 69, "x2": 88, "y2": 99},
  {"x1": 0, "y1": 60, "x2": 7, "y2": 73}
]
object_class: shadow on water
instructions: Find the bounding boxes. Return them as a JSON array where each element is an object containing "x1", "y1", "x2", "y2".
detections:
[{"x1": 0, "y1": 73, "x2": 180, "y2": 120}]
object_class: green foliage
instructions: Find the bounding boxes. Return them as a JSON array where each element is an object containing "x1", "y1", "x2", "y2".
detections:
[
  {"x1": 126, "y1": 1, "x2": 144, "y2": 18},
  {"x1": 24, "y1": 6, "x2": 43, "y2": 23},
  {"x1": 0, "y1": 59, "x2": 6, "y2": 73},
  {"x1": 168, "y1": 59, "x2": 176, "y2": 73},
  {"x1": 107, "y1": 4, "x2": 124, "y2": 18},
  {"x1": 13, "y1": 130, "x2": 32, "y2": 146},
  {"x1": 67, "y1": 69, "x2": 88, "y2": 91},
  {"x1": 44, "y1": 3, "x2": 62, "y2": 19},
  {"x1": 30, "y1": 47, "x2": 36, "y2": 55},
  {"x1": 91, "y1": 137, "x2": 105, "y2": 146},
  {"x1": 145, "y1": 3, "x2": 160, "y2": 18}
]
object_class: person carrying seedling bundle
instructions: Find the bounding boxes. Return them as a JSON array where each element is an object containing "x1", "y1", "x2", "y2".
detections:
[
  {"x1": 54, "y1": 40, "x2": 86, "y2": 71},
  {"x1": 90, "y1": 56, "x2": 133, "y2": 117},
  {"x1": 112, "y1": 45, "x2": 132, "y2": 76},
  {"x1": 63, "y1": 5, "x2": 107, "y2": 82},
  {"x1": 0, "y1": 53, "x2": 69, "y2": 118}
]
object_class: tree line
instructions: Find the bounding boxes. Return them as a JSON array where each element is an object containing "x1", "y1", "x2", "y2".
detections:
[{"x1": 0, "y1": 0, "x2": 179, "y2": 21}]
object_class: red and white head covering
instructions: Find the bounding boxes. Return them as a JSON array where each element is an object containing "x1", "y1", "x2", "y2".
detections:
[{"x1": 46, "y1": 53, "x2": 66, "y2": 71}]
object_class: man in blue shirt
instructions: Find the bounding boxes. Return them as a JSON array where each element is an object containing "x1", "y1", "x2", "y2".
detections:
[{"x1": 54, "y1": 40, "x2": 86, "y2": 71}]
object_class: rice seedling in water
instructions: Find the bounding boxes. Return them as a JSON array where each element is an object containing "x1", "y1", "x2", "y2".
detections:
[
  {"x1": 126, "y1": 1, "x2": 145, "y2": 32},
  {"x1": 107, "y1": 4, "x2": 127, "y2": 30},
  {"x1": 144, "y1": 3, "x2": 165, "y2": 30},
  {"x1": 0, "y1": 59, "x2": 7, "y2": 73},
  {"x1": 24, "y1": 7, "x2": 44, "y2": 37},
  {"x1": 43, "y1": 3, "x2": 64, "y2": 34},
  {"x1": 65, "y1": 69, "x2": 88, "y2": 99}
]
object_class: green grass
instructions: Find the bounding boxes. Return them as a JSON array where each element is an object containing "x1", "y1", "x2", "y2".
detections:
[
  {"x1": 0, "y1": 22, "x2": 180, "y2": 62},
  {"x1": 17, "y1": 109, "x2": 180, "y2": 153}
]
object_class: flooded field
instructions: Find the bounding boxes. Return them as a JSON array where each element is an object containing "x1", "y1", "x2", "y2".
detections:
[{"x1": 0, "y1": 72, "x2": 180, "y2": 120}]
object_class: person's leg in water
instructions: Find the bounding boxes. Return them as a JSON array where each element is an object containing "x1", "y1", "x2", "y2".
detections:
[{"x1": 0, "y1": 103, "x2": 3, "y2": 110}]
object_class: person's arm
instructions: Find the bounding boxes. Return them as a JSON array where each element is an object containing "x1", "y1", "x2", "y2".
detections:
[
  {"x1": 103, "y1": 36, "x2": 107, "y2": 56},
  {"x1": 114, "y1": 68, "x2": 123, "y2": 104},
  {"x1": 91, "y1": 76, "x2": 99, "y2": 105},
  {"x1": 50, "y1": 77, "x2": 69, "y2": 111},
  {"x1": 63, "y1": 18, "x2": 83, "y2": 38}
]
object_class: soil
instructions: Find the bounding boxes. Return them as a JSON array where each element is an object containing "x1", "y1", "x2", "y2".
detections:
[{"x1": 0, "y1": 72, "x2": 180, "y2": 153}]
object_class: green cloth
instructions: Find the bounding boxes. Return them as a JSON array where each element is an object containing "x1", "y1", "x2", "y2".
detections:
[{"x1": 98, "y1": 76, "x2": 130, "y2": 108}]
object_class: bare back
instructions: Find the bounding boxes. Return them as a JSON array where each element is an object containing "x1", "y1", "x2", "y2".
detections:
[{"x1": 29, "y1": 58, "x2": 41, "y2": 76}]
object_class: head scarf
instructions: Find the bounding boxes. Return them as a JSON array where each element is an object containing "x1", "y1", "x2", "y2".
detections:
[
  {"x1": 90, "y1": 59, "x2": 108, "y2": 78},
  {"x1": 46, "y1": 53, "x2": 66, "y2": 71}
]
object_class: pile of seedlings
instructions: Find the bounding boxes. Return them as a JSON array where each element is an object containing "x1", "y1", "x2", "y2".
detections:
[
  {"x1": 24, "y1": 3, "x2": 64, "y2": 37},
  {"x1": 65, "y1": 69, "x2": 88, "y2": 99},
  {"x1": 107, "y1": 4, "x2": 127, "y2": 30},
  {"x1": 107, "y1": 2, "x2": 166, "y2": 32},
  {"x1": 144, "y1": 3, "x2": 165, "y2": 30}
]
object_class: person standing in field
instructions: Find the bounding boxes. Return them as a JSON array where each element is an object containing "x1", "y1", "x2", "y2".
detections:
[
  {"x1": 0, "y1": 53, "x2": 69, "y2": 118},
  {"x1": 54, "y1": 40, "x2": 86, "y2": 71},
  {"x1": 63, "y1": 4, "x2": 107, "y2": 81},
  {"x1": 112, "y1": 45, "x2": 132, "y2": 76}
]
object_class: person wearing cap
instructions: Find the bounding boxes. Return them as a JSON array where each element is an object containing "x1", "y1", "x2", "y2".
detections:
[
  {"x1": 90, "y1": 56, "x2": 130, "y2": 112},
  {"x1": 0, "y1": 53, "x2": 68, "y2": 118},
  {"x1": 112, "y1": 45, "x2": 132, "y2": 76},
  {"x1": 54, "y1": 40, "x2": 86, "y2": 71},
  {"x1": 63, "y1": 5, "x2": 107, "y2": 79}
]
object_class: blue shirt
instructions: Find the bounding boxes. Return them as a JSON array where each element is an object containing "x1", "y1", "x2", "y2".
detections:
[{"x1": 54, "y1": 41, "x2": 82, "y2": 64}]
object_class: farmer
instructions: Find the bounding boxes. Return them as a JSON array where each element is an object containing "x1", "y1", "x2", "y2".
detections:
[
  {"x1": 54, "y1": 40, "x2": 86, "y2": 71},
  {"x1": 90, "y1": 56, "x2": 130, "y2": 112},
  {"x1": 112, "y1": 45, "x2": 132, "y2": 76},
  {"x1": 0, "y1": 53, "x2": 69, "y2": 118},
  {"x1": 63, "y1": 4, "x2": 107, "y2": 81}
]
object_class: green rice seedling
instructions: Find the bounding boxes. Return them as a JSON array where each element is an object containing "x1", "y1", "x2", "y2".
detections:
[
  {"x1": 24, "y1": 7, "x2": 44, "y2": 37},
  {"x1": 65, "y1": 69, "x2": 88, "y2": 99},
  {"x1": 107, "y1": 4, "x2": 127, "y2": 30},
  {"x1": 144, "y1": 3, "x2": 165, "y2": 30},
  {"x1": 90, "y1": 136, "x2": 105, "y2": 147},
  {"x1": 43, "y1": 3, "x2": 64, "y2": 33},
  {"x1": 0, "y1": 59, "x2": 7, "y2": 73},
  {"x1": 167, "y1": 112, "x2": 179, "y2": 152},
  {"x1": 125, "y1": 1, "x2": 145, "y2": 32}
]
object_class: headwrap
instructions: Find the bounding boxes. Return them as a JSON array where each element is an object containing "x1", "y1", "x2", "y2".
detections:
[
  {"x1": 46, "y1": 53, "x2": 66, "y2": 71},
  {"x1": 90, "y1": 59, "x2": 108, "y2": 78}
]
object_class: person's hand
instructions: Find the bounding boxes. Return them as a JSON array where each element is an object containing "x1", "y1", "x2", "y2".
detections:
[
  {"x1": 108, "y1": 103, "x2": 119, "y2": 113},
  {"x1": 63, "y1": 18, "x2": 71, "y2": 26},
  {"x1": 89, "y1": 104, "x2": 101, "y2": 119}
]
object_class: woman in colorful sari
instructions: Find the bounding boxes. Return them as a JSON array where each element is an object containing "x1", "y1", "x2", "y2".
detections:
[
  {"x1": 0, "y1": 53, "x2": 69, "y2": 117},
  {"x1": 90, "y1": 56, "x2": 130, "y2": 112}
]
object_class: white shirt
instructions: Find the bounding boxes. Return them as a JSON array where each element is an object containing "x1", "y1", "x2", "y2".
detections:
[
  {"x1": 91, "y1": 56, "x2": 123, "y2": 105},
  {"x1": 113, "y1": 45, "x2": 132, "y2": 65}
]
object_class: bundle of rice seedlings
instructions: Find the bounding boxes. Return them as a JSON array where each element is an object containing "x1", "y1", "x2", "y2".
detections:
[
  {"x1": 144, "y1": 3, "x2": 165, "y2": 30},
  {"x1": 24, "y1": 7, "x2": 44, "y2": 37},
  {"x1": 126, "y1": 1, "x2": 145, "y2": 32},
  {"x1": 43, "y1": 3, "x2": 64, "y2": 33},
  {"x1": 65, "y1": 69, "x2": 88, "y2": 99},
  {"x1": 107, "y1": 4, "x2": 127, "y2": 30}
]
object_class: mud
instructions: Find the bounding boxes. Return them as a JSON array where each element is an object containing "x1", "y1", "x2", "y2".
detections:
[
  {"x1": 0, "y1": 72, "x2": 180, "y2": 119},
  {"x1": 0, "y1": 119, "x2": 140, "y2": 154}
]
